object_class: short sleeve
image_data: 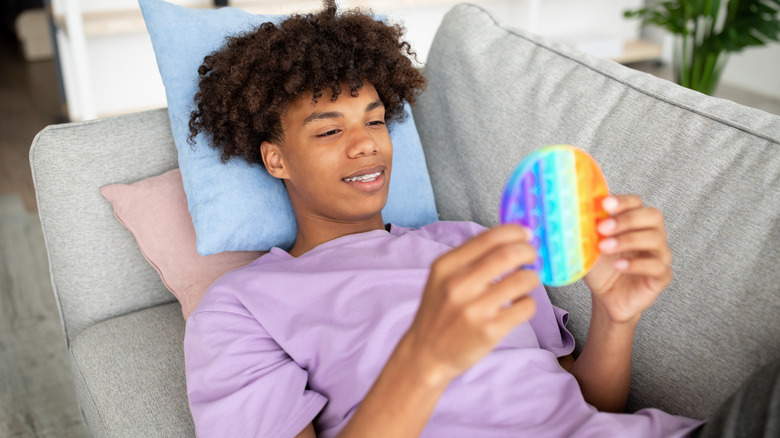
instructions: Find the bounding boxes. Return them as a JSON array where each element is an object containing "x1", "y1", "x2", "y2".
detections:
[
  {"x1": 527, "y1": 285, "x2": 576, "y2": 357},
  {"x1": 184, "y1": 307, "x2": 327, "y2": 437}
]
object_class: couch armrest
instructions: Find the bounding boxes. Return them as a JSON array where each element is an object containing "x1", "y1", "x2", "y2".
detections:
[{"x1": 30, "y1": 108, "x2": 179, "y2": 345}]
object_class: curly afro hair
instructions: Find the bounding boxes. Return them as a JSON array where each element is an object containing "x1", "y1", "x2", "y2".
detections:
[{"x1": 188, "y1": 0, "x2": 427, "y2": 166}]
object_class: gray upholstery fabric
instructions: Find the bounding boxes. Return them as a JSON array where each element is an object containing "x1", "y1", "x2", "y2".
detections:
[
  {"x1": 31, "y1": 108, "x2": 187, "y2": 437},
  {"x1": 30, "y1": 108, "x2": 179, "y2": 345},
  {"x1": 414, "y1": 4, "x2": 780, "y2": 420},
  {"x1": 70, "y1": 302, "x2": 194, "y2": 437}
]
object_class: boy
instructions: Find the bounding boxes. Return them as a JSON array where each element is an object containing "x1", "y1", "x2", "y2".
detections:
[{"x1": 185, "y1": 2, "x2": 777, "y2": 437}]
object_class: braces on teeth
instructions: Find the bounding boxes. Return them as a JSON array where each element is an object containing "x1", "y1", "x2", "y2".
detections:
[{"x1": 344, "y1": 171, "x2": 381, "y2": 182}]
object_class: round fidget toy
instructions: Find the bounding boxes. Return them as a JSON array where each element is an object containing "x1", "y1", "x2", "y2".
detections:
[{"x1": 499, "y1": 145, "x2": 609, "y2": 286}]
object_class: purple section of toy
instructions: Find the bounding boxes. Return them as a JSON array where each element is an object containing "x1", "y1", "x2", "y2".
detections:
[{"x1": 524, "y1": 162, "x2": 546, "y2": 273}]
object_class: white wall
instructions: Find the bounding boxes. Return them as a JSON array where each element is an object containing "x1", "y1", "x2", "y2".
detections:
[
  {"x1": 53, "y1": 0, "x2": 646, "y2": 120},
  {"x1": 372, "y1": 0, "x2": 643, "y2": 62},
  {"x1": 87, "y1": 32, "x2": 167, "y2": 116},
  {"x1": 515, "y1": 0, "x2": 642, "y2": 38},
  {"x1": 54, "y1": 0, "x2": 776, "y2": 120},
  {"x1": 721, "y1": 43, "x2": 780, "y2": 101}
]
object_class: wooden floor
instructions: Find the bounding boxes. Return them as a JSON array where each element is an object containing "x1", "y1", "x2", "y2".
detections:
[
  {"x1": 0, "y1": 34, "x2": 91, "y2": 437},
  {"x1": 1, "y1": 27, "x2": 779, "y2": 438}
]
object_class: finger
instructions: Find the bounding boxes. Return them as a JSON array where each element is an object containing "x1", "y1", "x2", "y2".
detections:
[
  {"x1": 614, "y1": 256, "x2": 674, "y2": 283},
  {"x1": 444, "y1": 241, "x2": 538, "y2": 303},
  {"x1": 476, "y1": 268, "x2": 540, "y2": 311},
  {"x1": 432, "y1": 225, "x2": 531, "y2": 280},
  {"x1": 597, "y1": 206, "x2": 666, "y2": 237},
  {"x1": 598, "y1": 229, "x2": 672, "y2": 263},
  {"x1": 491, "y1": 295, "x2": 537, "y2": 335},
  {"x1": 602, "y1": 194, "x2": 643, "y2": 216}
]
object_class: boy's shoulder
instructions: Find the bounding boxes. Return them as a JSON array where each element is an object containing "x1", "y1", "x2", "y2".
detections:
[{"x1": 192, "y1": 221, "x2": 487, "y2": 317}]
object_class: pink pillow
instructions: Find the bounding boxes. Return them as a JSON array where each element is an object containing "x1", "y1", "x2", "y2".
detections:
[{"x1": 100, "y1": 169, "x2": 264, "y2": 319}]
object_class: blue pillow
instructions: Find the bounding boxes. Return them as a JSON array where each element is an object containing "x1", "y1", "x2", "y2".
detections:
[{"x1": 139, "y1": 0, "x2": 438, "y2": 255}]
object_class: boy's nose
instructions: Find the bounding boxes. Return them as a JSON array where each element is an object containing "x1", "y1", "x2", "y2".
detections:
[{"x1": 346, "y1": 131, "x2": 378, "y2": 158}]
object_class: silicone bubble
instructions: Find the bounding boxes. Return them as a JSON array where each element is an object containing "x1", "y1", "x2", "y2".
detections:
[{"x1": 500, "y1": 145, "x2": 609, "y2": 287}]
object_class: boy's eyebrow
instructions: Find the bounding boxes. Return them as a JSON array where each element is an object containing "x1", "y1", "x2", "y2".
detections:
[
  {"x1": 303, "y1": 111, "x2": 342, "y2": 125},
  {"x1": 302, "y1": 99, "x2": 385, "y2": 126},
  {"x1": 365, "y1": 99, "x2": 384, "y2": 112}
]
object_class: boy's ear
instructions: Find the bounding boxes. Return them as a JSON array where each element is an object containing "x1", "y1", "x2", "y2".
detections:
[{"x1": 260, "y1": 141, "x2": 288, "y2": 180}]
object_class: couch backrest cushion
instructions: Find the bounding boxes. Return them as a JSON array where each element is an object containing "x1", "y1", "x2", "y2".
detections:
[
  {"x1": 30, "y1": 108, "x2": 178, "y2": 344},
  {"x1": 414, "y1": 3, "x2": 780, "y2": 420}
]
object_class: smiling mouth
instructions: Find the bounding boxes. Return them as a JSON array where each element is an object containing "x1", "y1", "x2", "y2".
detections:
[{"x1": 342, "y1": 171, "x2": 382, "y2": 183}]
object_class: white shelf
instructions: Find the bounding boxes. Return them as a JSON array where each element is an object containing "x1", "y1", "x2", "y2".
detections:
[
  {"x1": 54, "y1": 2, "x2": 321, "y2": 38},
  {"x1": 611, "y1": 39, "x2": 663, "y2": 64}
]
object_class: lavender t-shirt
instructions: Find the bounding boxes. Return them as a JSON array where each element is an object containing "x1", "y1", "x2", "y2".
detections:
[{"x1": 184, "y1": 221, "x2": 702, "y2": 437}]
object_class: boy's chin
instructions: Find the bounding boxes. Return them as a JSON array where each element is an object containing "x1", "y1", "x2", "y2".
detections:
[{"x1": 343, "y1": 202, "x2": 387, "y2": 224}]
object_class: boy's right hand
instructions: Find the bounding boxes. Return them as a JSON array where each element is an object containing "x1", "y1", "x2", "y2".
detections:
[
  {"x1": 403, "y1": 224, "x2": 539, "y2": 386},
  {"x1": 335, "y1": 225, "x2": 540, "y2": 438}
]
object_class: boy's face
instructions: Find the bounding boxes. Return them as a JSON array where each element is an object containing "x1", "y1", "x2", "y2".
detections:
[{"x1": 261, "y1": 83, "x2": 392, "y2": 226}]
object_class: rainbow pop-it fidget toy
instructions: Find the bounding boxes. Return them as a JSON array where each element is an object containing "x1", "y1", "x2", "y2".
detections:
[{"x1": 500, "y1": 145, "x2": 609, "y2": 286}]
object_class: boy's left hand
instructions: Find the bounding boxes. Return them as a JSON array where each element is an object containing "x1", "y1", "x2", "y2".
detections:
[{"x1": 583, "y1": 194, "x2": 673, "y2": 324}]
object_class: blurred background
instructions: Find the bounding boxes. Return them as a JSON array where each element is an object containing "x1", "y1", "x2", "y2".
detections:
[
  {"x1": 5, "y1": 0, "x2": 780, "y2": 123},
  {"x1": 0, "y1": 1, "x2": 778, "y2": 437}
]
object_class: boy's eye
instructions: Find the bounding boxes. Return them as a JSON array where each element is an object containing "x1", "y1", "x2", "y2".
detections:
[
  {"x1": 367, "y1": 120, "x2": 385, "y2": 127},
  {"x1": 316, "y1": 129, "x2": 341, "y2": 138}
]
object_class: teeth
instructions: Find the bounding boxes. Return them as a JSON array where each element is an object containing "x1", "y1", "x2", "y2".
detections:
[{"x1": 344, "y1": 171, "x2": 381, "y2": 182}]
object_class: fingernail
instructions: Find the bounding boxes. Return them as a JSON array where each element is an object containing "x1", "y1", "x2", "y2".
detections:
[
  {"x1": 597, "y1": 218, "x2": 616, "y2": 235},
  {"x1": 615, "y1": 259, "x2": 629, "y2": 270},
  {"x1": 599, "y1": 238, "x2": 617, "y2": 251},
  {"x1": 603, "y1": 196, "x2": 618, "y2": 213}
]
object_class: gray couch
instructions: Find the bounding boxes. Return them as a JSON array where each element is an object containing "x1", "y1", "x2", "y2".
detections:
[{"x1": 30, "y1": 4, "x2": 780, "y2": 437}]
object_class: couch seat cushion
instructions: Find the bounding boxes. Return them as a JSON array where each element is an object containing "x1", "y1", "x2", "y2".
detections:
[{"x1": 69, "y1": 302, "x2": 194, "y2": 437}]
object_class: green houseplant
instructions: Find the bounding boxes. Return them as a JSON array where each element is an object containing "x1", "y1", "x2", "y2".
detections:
[{"x1": 625, "y1": 0, "x2": 780, "y2": 95}]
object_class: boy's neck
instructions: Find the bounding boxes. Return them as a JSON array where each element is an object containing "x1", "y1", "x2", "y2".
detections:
[{"x1": 287, "y1": 213, "x2": 387, "y2": 257}]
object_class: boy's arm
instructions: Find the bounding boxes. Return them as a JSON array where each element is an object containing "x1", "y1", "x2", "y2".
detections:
[
  {"x1": 294, "y1": 343, "x2": 452, "y2": 438},
  {"x1": 565, "y1": 309, "x2": 638, "y2": 412},
  {"x1": 295, "y1": 423, "x2": 316, "y2": 438},
  {"x1": 567, "y1": 195, "x2": 673, "y2": 413},
  {"x1": 332, "y1": 225, "x2": 540, "y2": 437},
  {"x1": 293, "y1": 341, "x2": 453, "y2": 438}
]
